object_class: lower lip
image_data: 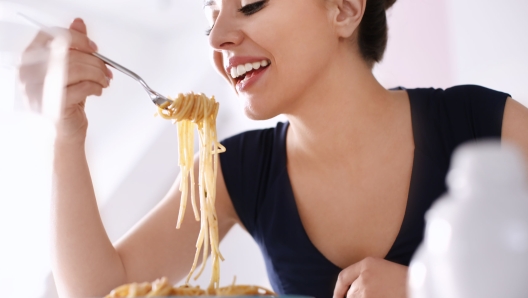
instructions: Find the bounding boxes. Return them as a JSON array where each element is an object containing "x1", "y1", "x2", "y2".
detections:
[{"x1": 235, "y1": 66, "x2": 269, "y2": 92}]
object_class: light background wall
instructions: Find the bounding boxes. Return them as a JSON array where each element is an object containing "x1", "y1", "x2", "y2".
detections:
[{"x1": 0, "y1": 0, "x2": 526, "y2": 297}]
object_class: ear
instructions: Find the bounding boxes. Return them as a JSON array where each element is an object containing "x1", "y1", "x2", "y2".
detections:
[{"x1": 327, "y1": 0, "x2": 366, "y2": 39}]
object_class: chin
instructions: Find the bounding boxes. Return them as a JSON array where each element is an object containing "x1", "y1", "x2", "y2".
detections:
[{"x1": 242, "y1": 101, "x2": 280, "y2": 121}]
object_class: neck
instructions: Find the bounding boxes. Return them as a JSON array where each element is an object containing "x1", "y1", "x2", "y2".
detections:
[{"x1": 284, "y1": 46, "x2": 396, "y2": 161}]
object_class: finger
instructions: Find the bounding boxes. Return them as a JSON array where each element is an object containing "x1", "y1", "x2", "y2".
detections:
[
  {"x1": 66, "y1": 61, "x2": 110, "y2": 88},
  {"x1": 346, "y1": 280, "x2": 362, "y2": 298},
  {"x1": 23, "y1": 83, "x2": 44, "y2": 112},
  {"x1": 25, "y1": 31, "x2": 53, "y2": 50},
  {"x1": 66, "y1": 18, "x2": 97, "y2": 53},
  {"x1": 66, "y1": 81, "x2": 104, "y2": 104},
  {"x1": 334, "y1": 263, "x2": 362, "y2": 298},
  {"x1": 20, "y1": 31, "x2": 52, "y2": 75},
  {"x1": 69, "y1": 18, "x2": 87, "y2": 35},
  {"x1": 68, "y1": 28, "x2": 98, "y2": 53},
  {"x1": 69, "y1": 50, "x2": 113, "y2": 78},
  {"x1": 20, "y1": 49, "x2": 112, "y2": 85},
  {"x1": 24, "y1": 21, "x2": 96, "y2": 54},
  {"x1": 19, "y1": 58, "x2": 48, "y2": 85}
]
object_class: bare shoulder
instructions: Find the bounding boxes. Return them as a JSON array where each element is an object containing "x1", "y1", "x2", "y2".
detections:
[{"x1": 502, "y1": 97, "x2": 528, "y2": 161}]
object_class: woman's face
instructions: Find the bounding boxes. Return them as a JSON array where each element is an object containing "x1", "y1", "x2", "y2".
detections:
[{"x1": 205, "y1": 0, "x2": 340, "y2": 120}]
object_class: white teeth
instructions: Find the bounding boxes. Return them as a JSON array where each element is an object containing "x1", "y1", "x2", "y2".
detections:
[
  {"x1": 229, "y1": 60, "x2": 271, "y2": 79},
  {"x1": 244, "y1": 63, "x2": 253, "y2": 72},
  {"x1": 236, "y1": 65, "x2": 246, "y2": 77}
]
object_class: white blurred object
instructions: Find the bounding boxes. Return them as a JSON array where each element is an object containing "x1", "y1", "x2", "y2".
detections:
[
  {"x1": 0, "y1": 113, "x2": 56, "y2": 298},
  {"x1": 0, "y1": 2, "x2": 67, "y2": 296},
  {"x1": 408, "y1": 141, "x2": 528, "y2": 298}
]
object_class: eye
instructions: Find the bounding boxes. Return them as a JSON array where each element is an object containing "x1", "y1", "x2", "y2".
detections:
[
  {"x1": 239, "y1": 0, "x2": 268, "y2": 16},
  {"x1": 203, "y1": 0, "x2": 218, "y2": 34},
  {"x1": 205, "y1": 24, "x2": 215, "y2": 36}
]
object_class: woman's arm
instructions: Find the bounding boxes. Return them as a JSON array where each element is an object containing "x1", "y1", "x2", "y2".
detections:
[
  {"x1": 114, "y1": 155, "x2": 237, "y2": 289},
  {"x1": 502, "y1": 97, "x2": 528, "y2": 166},
  {"x1": 52, "y1": 141, "x2": 237, "y2": 297},
  {"x1": 52, "y1": 138, "x2": 126, "y2": 297},
  {"x1": 21, "y1": 19, "x2": 238, "y2": 297}
]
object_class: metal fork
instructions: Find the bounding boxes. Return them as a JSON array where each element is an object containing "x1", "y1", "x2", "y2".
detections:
[
  {"x1": 91, "y1": 53, "x2": 172, "y2": 107},
  {"x1": 18, "y1": 13, "x2": 173, "y2": 108}
]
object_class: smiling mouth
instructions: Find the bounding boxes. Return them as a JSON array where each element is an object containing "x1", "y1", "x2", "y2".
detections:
[{"x1": 230, "y1": 60, "x2": 271, "y2": 85}]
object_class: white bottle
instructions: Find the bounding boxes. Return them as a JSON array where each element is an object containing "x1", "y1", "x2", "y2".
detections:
[{"x1": 408, "y1": 141, "x2": 528, "y2": 298}]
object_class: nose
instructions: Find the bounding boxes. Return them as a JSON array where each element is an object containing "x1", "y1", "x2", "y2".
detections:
[{"x1": 208, "y1": 9, "x2": 244, "y2": 51}]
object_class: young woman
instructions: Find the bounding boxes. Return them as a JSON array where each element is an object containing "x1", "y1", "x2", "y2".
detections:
[{"x1": 20, "y1": 0, "x2": 528, "y2": 297}]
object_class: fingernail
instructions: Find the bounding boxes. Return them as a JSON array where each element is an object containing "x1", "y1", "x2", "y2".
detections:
[
  {"x1": 106, "y1": 76, "x2": 111, "y2": 86},
  {"x1": 89, "y1": 40, "x2": 98, "y2": 51},
  {"x1": 107, "y1": 68, "x2": 113, "y2": 79}
]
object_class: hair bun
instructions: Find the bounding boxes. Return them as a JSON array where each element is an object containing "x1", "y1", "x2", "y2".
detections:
[{"x1": 384, "y1": 0, "x2": 397, "y2": 10}]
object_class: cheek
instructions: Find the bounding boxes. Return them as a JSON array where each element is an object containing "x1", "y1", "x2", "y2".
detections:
[
  {"x1": 218, "y1": 0, "x2": 335, "y2": 119},
  {"x1": 212, "y1": 50, "x2": 229, "y2": 81},
  {"x1": 247, "y1": 3, "x2": 336, "y2": 102}
]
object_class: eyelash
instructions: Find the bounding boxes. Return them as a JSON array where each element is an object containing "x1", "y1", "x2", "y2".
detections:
[
  {"x1": 238, "y1": 0, "x2": 267, "y2": 16},
  {"x1": 205, "y1": 24, "x2": 214, "y2": 36},
  {"x1": 205, "y1": 0, "x2": 267, "y2": 36}
]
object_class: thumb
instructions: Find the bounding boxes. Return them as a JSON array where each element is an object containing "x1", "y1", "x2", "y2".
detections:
[
  {"x1": 69, "y1": 18, "x2": 88, "y2": 35},
  {"x1": 333, "y1": 262, "x2": 362, "y2": 298},
  {"x1": 69, "y1": 18, "x2": 98, "y2": 52}
]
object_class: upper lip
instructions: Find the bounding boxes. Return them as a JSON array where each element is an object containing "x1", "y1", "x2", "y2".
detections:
[{"x1": 225, "y1": 56, "x2": 270, "y2": 76}]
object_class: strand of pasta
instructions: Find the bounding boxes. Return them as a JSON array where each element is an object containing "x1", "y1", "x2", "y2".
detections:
[
  {"x1": 104, "y1": 94, "x2": 275, "y2": 298},
  {"x1": 105, "y1": 277, "x2": 276, "y2": 297},
  {"x1": 157, "y1": 92, "x2": 226, "y2": 291}
]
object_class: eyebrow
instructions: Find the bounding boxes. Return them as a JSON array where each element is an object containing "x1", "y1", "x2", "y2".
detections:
[{"x1": 203, "y1": 0, "x2": 216, "y2": 7}]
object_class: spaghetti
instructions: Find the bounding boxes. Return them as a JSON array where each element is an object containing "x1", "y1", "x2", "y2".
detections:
[
  {"x1": 105, "y1": 277, "x2": 276, "y2": 297},
  {"x1": 158, "y1": 93, "x2": 226, "y2": 291},
  {"x1": 105, "y1": 94, "x2": 274, "y2": 297}
]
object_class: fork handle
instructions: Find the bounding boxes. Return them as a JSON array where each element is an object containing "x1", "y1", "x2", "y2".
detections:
[
  {"x1": 19, "y1": 13, "x2": 156, "y2": 97},
  {"x1": 92, "y1": 52, "x2": 150, "y2": 90}
]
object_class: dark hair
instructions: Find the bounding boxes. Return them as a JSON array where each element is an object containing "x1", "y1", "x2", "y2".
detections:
[{"x1": 357, "y1": 0, "x2": 396, "y2": 66}]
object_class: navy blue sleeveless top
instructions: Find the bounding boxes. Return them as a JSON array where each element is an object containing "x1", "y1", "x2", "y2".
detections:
[{"x1": 219, "y1": 85, "x2": 509, "y2": 298}]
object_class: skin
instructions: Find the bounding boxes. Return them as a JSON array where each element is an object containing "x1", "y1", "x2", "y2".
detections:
[
  {"x1": 18, "y1": 0, "x2": 528, "y2": 297},
  {"x1": 20, "y1": 20, "x2": 237, "y2": 297}
]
